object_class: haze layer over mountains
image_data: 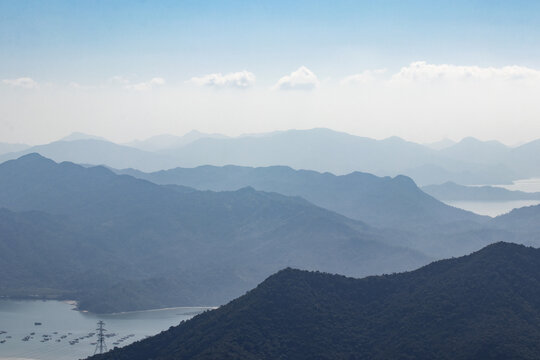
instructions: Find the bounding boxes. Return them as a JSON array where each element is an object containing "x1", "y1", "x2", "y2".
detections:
[{"x1": 1, "y1": 128, "x2": 539, "y2": 186}]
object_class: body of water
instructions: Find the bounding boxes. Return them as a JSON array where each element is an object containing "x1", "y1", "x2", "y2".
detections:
[
  {"x1": 446, "y1": 200, "x2": 540, "y2": 217},
  {"x1": 0, "y1": 300, "x2": 210, "y2": 360},
  {"x1": 448, "y1": 178, "x2": 540, "y2": 216},
  {"x1": 494, "y1": 178, "x2": 540, "y2": 193}
]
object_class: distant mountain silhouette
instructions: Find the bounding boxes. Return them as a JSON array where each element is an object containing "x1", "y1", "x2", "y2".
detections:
[
  {"x1": 508, "y1": 140, "x2": 540, "y2": 179},
  {"x1": 423, "y1": 181, "x2": 540, "y2": 202},
  {"x1": 161, "y1": 128, "x2": 440, "y2": 176},
  {"x1": 0, "y1": 139, "x2": 179, "y2": 172},
  {"x1": 125, "y1": 130, "x2": 228, "y2": 152},
  {"x1": 0, "y1": 154, "x2": 429, "y2": 312},
  {"x1": 439, "y1": 137, "x2": 510, "y2": 164},
  {"x1": 60, "y1": 132, "x2": 110, "y2": 142},
  {"x1": 492, "y1": 204, "x2": 540, "y2": 232},
  {"x1": 0, "y1": 142, "x2": 29, "y2": 155},
  {"x1": 1, "y1": 129, "x2": 539, "y2": 185},
  {"x1": 399, "y1": 162, "x2": 517, "y2": 187},
  {"x1": 423, "y1": 138, "x2": 456, "y2": 150},
  {"x1": 117, "y1": 164, "x2": 487, "y2": 229},
  {"x1": 89, "y1": 242, "x2": 540, "y2": 360},
  {"x1": 433, "y1": 137, "x2": 540, "y2": 183},
  {"x1": 155, "y1": 129, "x2": 537, "y2": 185}
]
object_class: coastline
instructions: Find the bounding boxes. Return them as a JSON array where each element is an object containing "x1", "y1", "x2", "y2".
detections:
[
  {"x1": 0, "y1": 298, "x2": 216, "y2": 315},
  {"x1": 105, "y1": 305, "x2": 218, "y2": 316}
]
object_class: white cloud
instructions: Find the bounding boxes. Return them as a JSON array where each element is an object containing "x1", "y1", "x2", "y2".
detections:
[
  {"x1": 274, "y1": 66, "x2": 319, "y2": 91},
  {"x1": 393, "y1": 61, "x2": 540, "y2": 82},
  {"x1": 2, "y1": 77, "x2": 38, "y2": 89},
  {"x1": 189, "y1": 71, "x2": 256, "y2": 89},
  {"x1": 3, "y1": 61, "x2": 540, "y2": 146},
  {"x1": 341, "y1": 69, "x2": 387, "y2": 85},
  {"x1": 108, "y1": 76, "x2": 165, "y2": 90},
  {"x1": 109, "y1": 75, "x2": 130, "y2": 85},
  {"x1": 124, "y1": 77, "x2": 165, "y2": 91}
]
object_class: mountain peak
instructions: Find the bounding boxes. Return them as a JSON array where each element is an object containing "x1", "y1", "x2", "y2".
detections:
[
  {"x1": 456, "y1": 136, "x2": 507, "y2": 148},
  {"x1": 17, "y1": 152, "x2": 48, "y2": 161},
  {"x1": 469, "y1": 241, "x2": 531, "y2": 259},
  {"x1": 184, "y1": 129, "x2": 203, "y2": 136},
  {"x1": 392, "y1": 174, "x2": 418, "y2": 187},
  {"x1": 459, "y1": 136, "x2": 482, "y2": 144},
  {"x1": 6, "y1": 153, "x2": 54, "y2": 166},
  {"x1": 60, "y1": 132, "x2": 108, "y2": 142},
  {"x1": 424, "y1": 138, "x2": 456, "y2": 150},
  {"x1": 382, "y1": 135, "x2": 407, "y2": 143}
]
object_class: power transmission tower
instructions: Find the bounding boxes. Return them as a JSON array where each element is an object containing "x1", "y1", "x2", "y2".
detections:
[{"x1": 94, "y1": 320, "x2": 108, "y2": 355}]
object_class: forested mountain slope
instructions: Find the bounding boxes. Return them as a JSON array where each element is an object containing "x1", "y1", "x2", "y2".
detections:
[{"x1": 90, "y1": 242, "x2": 540, "y2": 360}]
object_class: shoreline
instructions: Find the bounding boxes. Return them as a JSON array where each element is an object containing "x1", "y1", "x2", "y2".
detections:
[
  {"x1": 0, "y1": 297, "x2": 217, "y2": 315},
  {"x1": 105, "y1": 305, "x2": 218, "y2": 315}
]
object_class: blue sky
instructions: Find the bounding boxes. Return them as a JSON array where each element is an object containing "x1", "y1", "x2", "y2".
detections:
[
  {"x1": 1, "y1": 1, "x2": 540, "y2": 144},
  {"x1": 2, "y1": 0, "x2": 540, "y2": 84}
]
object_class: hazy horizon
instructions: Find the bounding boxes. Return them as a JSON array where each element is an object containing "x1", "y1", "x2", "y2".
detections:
[
  {"x1": 0, "y1": 127, "x2": 536, "y2": 148},
  {"x1": 2, "y1": 1, "x2": 540, "y2": 145}
]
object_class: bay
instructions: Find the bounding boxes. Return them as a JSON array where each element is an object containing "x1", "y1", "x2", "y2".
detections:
[
  {"x1": 494, "y1": 178, "x2": 540, "y2": 193},
  {"x1": 0, "y1": 300, "x2": 210, "y2": 360},
  {"x1": 446, "y1": 200, "x2": 540, "y2": 217}
]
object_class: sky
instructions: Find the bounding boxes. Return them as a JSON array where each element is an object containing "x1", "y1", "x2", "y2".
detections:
[{"x1": 1, "y1": 0, "x2": 540, "y2": 145}]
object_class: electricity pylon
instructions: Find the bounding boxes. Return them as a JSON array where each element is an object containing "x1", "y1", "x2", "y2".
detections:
[{"x1": 94, "y1": 320, "x2": 108, "y2": 355}]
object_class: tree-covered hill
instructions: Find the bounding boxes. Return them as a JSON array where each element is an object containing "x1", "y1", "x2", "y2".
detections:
[{"x1": 89, "y1": 242, "x2": 540, "y2": 360}]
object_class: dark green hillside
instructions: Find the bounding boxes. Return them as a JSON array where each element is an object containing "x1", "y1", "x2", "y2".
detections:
[
  {"x1": 89, "y1": 242, "x2": 540, "y2": 360},
  {"x1": 0, "y1": 209, "x2": 101, "y2": 294}
]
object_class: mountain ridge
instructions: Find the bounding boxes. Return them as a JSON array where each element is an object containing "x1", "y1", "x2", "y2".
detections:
[
  {"x1": 116, "y1": 163, "x2": 488, "y2": 231},
  {"x1": 3, "y1": 128, "x2": 539, "y2": 184}
]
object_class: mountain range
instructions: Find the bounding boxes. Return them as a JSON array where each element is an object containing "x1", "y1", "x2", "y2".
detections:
[
  {"x1": 117, "y1": 164, "x2": 487, "y2": 230},
  {"x1": 2, "y1": 153, "x2": 539, "y2": 312},
  {"x1": 125, "y1": 130, "x2": 228, "y2": 152},
  {"x1": 0, "y1": 139, "x2": 179, "y2": 171},
  {"x1": 116, "y1": 163, "x2": 540, "y2": 258},
  {"x1": 1, "y1": 128, "x2": 539, "y2": 185},
  {"x1": 0, "y1": 142, "x2": 29, "y2": 155},
  {"x1": 0, "y1": 154, "x2": 429, "y2": 312},
  {"x1": 88, "y1": 242, "x2": 540, "y2": 360}
]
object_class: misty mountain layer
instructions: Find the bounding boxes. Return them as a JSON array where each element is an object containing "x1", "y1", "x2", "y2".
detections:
[
  {"x1": 117, "y1": 164, "x2": 486, "y2": 230},
  {"x1": 2, "y1": 129, "x2": 539, "y2": 185},
  {"x1": 0, "y1": 154, "x2": 428, "y2": 312}
]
